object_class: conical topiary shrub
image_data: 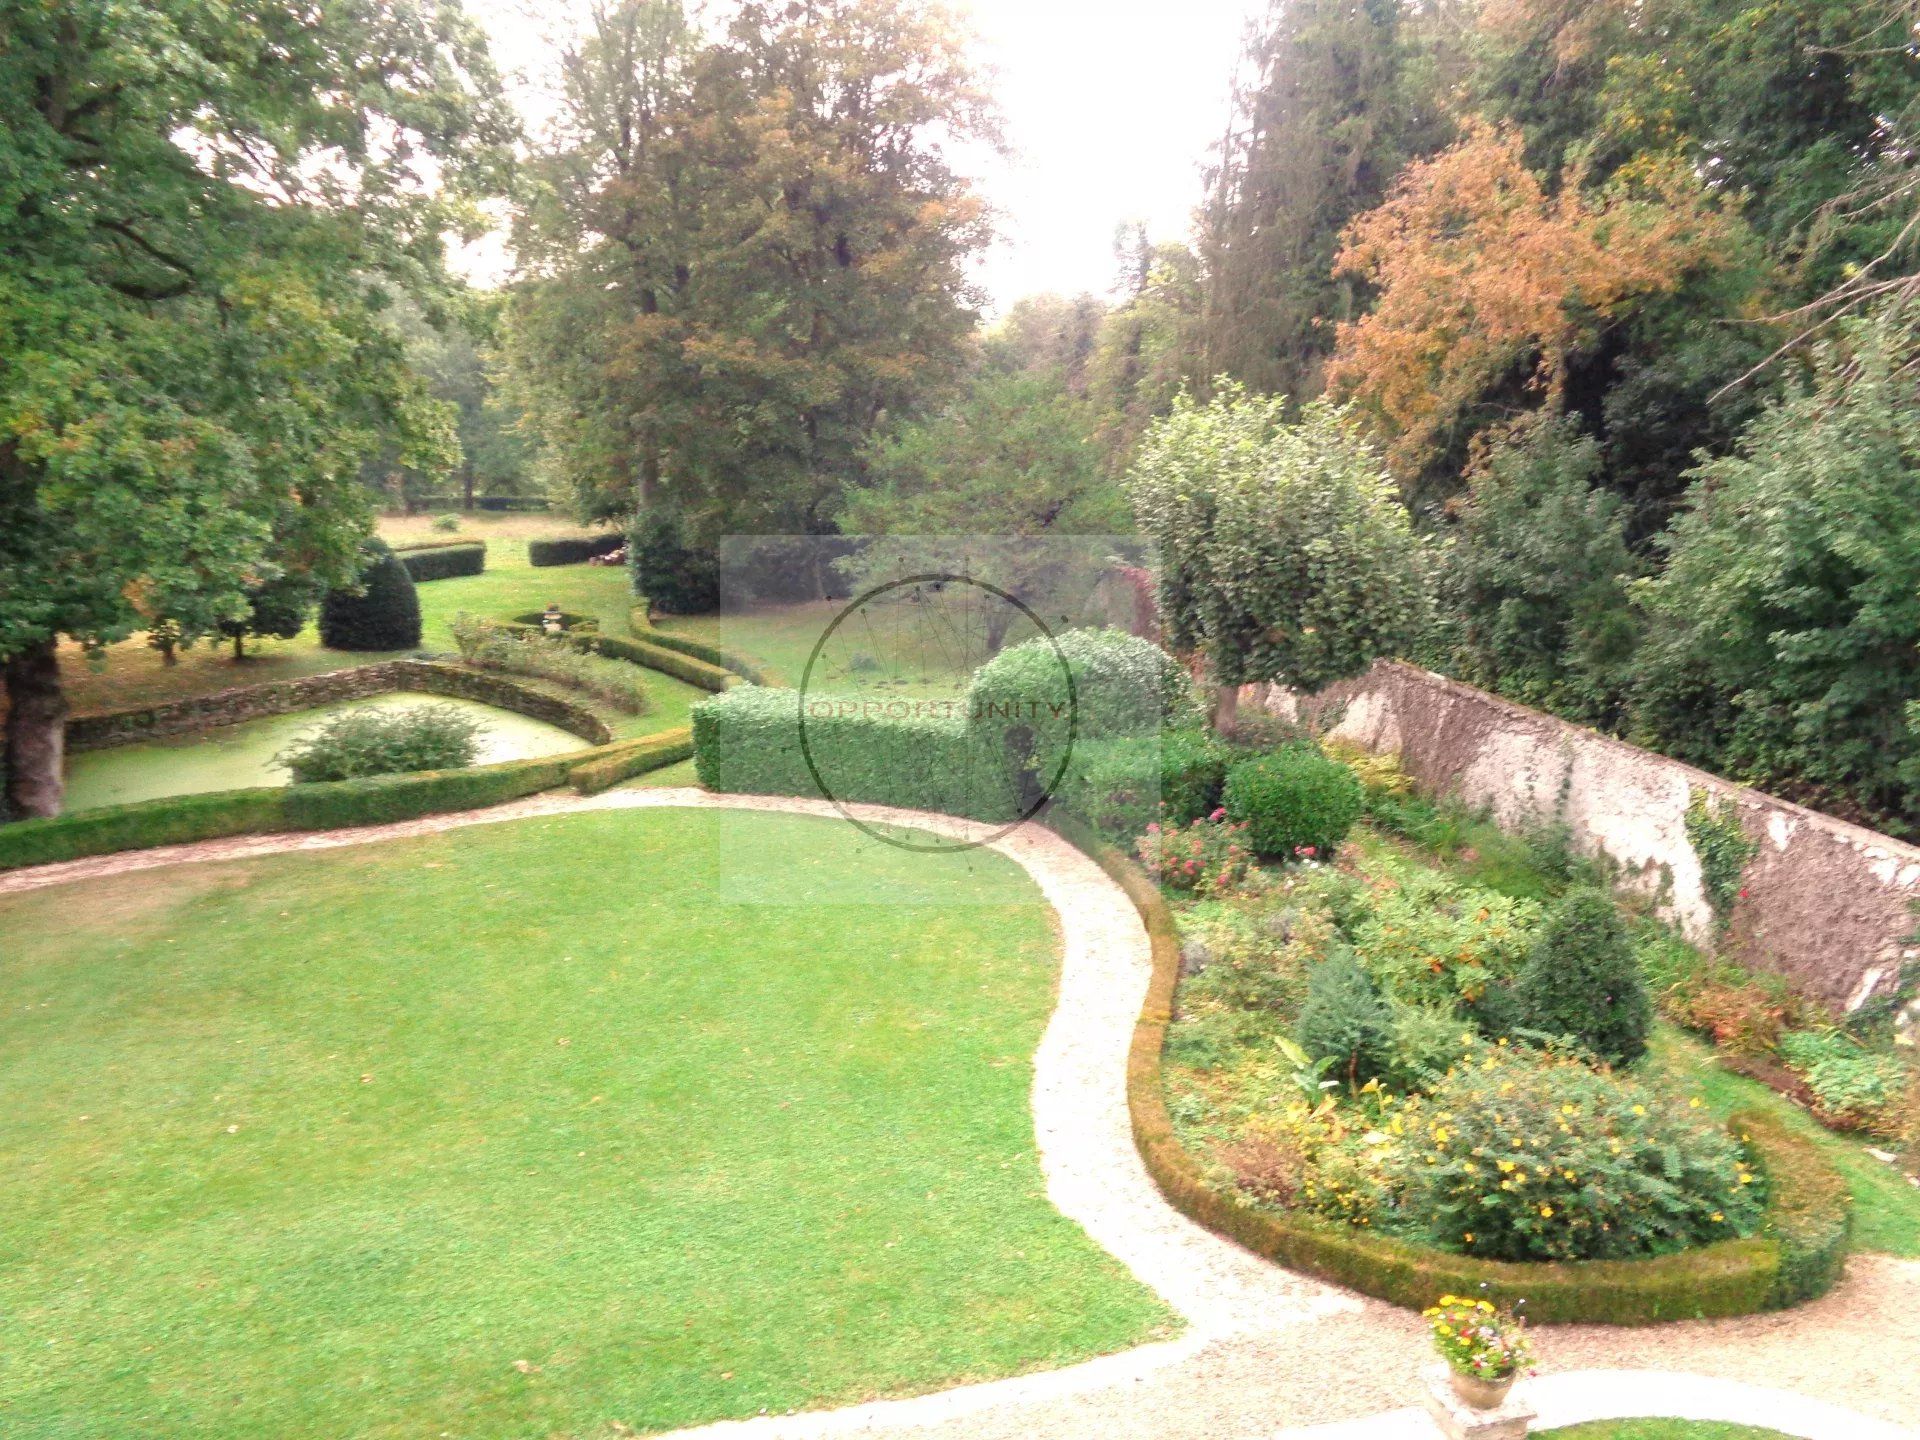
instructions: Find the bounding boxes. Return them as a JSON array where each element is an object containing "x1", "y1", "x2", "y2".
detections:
[
  {"x1": 1514, "y1": 887, "x2": 1652, "y2": 1066},
  {"x1": 320, "y1": 539, "x2": 422, "y2": 651}
]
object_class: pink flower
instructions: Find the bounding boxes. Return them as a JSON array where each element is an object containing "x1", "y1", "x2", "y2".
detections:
[
  {"x1": 1209, "y1": 807, "x2": 1227, "y2": 822},
  {"x1": 1738, "y1": 887, "x2": 1750, "y2": 900},
  {"x1": 1146, "y1": 822, "x2": 1160, "y2": 834}
]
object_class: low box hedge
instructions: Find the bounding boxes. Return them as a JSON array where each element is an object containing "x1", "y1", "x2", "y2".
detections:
[
  {"x1": 1045, "y1": 811, "x2": 1854, "y2": 1325},
  {"x1": 410, "y1": 495, "x2": 550, "y2": 512},
  {"x1": 280, "y1": 752, "x2": 577, "y2": 830},
  {"x1": 588, "y1": 632, "x2": 738, "y2": 692},
  {"x1": 528, "y1": 533, "x2": 624, "y2": 567},
  {"x1": 692, "y1": 686, "x2": 1019, "y2": 822},
  {"x1": 568, "y1": 727, "x2": 694, "y2": 795},
  {"x1": 395, "y1": 541, "x2": 486, "y2": 582},
  {"x1": 0, "y1": 787, "x2": 292, "y2": 871},
  {"x1": 627, "y1": 610, "x2": 775, "y2": 685}
]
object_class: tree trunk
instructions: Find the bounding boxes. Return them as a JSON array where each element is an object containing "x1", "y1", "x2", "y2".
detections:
[
  {"x1": 462, "y1": 459, "x2": 476, "y2": 511},
  {"x1": 3, "y1": 639, "x2": 68, "y2": 819},
  {"x1": 232, "y1": 631, "x2": 245, "y2": 662},
  {"x1": 1213, "y1": 682, "x2": 1240, "y2": 737}
]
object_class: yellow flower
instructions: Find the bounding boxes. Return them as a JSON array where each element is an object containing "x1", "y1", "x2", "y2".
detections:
[
  {"x1": 1711, "y1": 1211, "x2": 1725, "y2": 1222},
  {"x1": 1540, "y1": 1204, "x2": 1554, "y2": 1218},
  {"x1": 1632, "y1": 1104, "x2": 1646, "y2": 1116}
]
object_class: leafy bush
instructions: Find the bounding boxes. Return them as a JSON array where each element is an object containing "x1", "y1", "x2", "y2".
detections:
[
  {"x1": 319, "y1": 540, "x2": 422, "y2": 652},
  {"x1": 1779, "y1": 1030, "x2": 1911, "y2": 1136},
  {"x1": 1223, "y1": 745, "x2": 1364, "y2": 860},
  {"x1": 1296, "y1": 955, "x2": 1393, "y2": 1087},
  {"x1": 691, "y1": 685, "x2": 1019, "y2": 821},
  {"x1": 1514, "y1": 887, "x2": 1652, "y2": 1065},
  {"x1": 528, "y1": 531, "x2": 624, "y2": 567},
  {"x1": 1135, "y1": 814, "x2": 1254, "y2": 896},
  {"x1": 629, "y1": 511, "x2": 721, "y2": 613},
  {"x1": 1384, "y1": 1001, "x2": 1477, "y2": 1092},
  {"x1": 396, "y1": 541, "x2": 486, "y2": 582},
  {"x1": 450, "y1": 615, "x2": 651, "y2": 715},
  {"x1": 273, "y1": 704, "x2": 485, "y2": 783},
  {"x1": 1395, "y1": 1048, "x2": 1763, "y2": 1262},
  {"x1": 967, "y1": 628, "x2": 1200, "y2": 799},
  {"x1": 1168, "y1": 908, "x2": 1322, "y2": 1059},
  {"x1": 1352, "y1": 869, "x2": 1542, "y2": 1014},
  {"x1": 1055, "y1": 728, "x2": 1231, "y2": 839},
  {"x1": 1320, "y1": 736, "x2": 1412, "y2": 802},
  {"x1": 432, "y1": 513, "x2": 462, "y2": 532}
]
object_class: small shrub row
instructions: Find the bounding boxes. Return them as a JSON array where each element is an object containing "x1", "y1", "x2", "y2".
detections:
[
  {"x1": 410, "y1": 494, "x2": 550, "y2": 511},
  {"x1": 529, "y1": 532, "x2": 625, "y2": 567},
  {"x1": 628, "y1": 610, "x2": 775, "y2": 684},
  {"x1": 587, "y1": 631, "x2": 738, "y2": 692},
  {"x1": 692, "y1": 686, "x2": 1019, "y2": 822},
  {"x1": 568, "y1": 728, "x2": 694, "y2": 795},
  {"x1": 395, "y1": 541, "x2": 486, "y2": 582},
  {"x1": 1045, "y1": 813, "x2": 1853, "y2": 1324}
]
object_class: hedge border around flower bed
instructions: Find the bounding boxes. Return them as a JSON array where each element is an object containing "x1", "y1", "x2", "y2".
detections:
[
  {"x1": 527, "y1": 532, "x2": 625, "y2": 567},
  {"x1": 1044, "y1": 812, "x2": 1855, "y2": 1325},
  {"x1": 492, "y1": 617, "x2": 741, "y2": 694}
]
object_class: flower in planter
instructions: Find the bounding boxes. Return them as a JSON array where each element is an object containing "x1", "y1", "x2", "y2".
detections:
[{"x1": 1423, "y1": 1295, "x2": 1533, "y2": 1382}]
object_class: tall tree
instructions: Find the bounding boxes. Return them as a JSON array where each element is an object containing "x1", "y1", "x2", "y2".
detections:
[
  {"x1": 1195, "y1": 0, "x2": 1455, "y2": 402},
  {"x1": 0, "y1": 0, "x2": 509, "y2": 817},
  {"x1": 508, "y1": 0, "x2": 995, "y2": 542},
  {"x1": 1125, "y1": 384, "x2": 1429, "y2": 732}
]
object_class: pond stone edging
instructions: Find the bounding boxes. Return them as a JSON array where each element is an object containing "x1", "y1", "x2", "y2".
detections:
[{"x1": 66, "y1": 660, "x2": 613, "y2": 753}]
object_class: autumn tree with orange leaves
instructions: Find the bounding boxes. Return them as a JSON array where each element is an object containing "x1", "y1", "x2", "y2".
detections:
[{"x1": 1326, "y1": 124, "x2": 1747, "y2": 487}]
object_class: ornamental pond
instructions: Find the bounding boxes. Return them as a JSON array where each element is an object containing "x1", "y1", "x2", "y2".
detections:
[{"x1": 63, "y1": 691, "x2": 587, "y2": 812}]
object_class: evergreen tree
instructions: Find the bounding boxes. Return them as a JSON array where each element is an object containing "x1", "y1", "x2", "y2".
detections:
[{"x1": 1515, "y1": 887, "x2": 1651, "y2": 1066}]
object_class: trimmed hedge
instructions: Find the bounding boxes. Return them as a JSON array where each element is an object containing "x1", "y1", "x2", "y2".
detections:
[
  {"x1": 1048, "y1": 811, "x2": 1853, "y2": 1325},
  {"x1": 528, "y1": 532, "x2": 624, "y2": 567},
  {"x1": 508, "y1": 610, "x2": 600, "y2": 633},
  {"x1": 628, "y1": 609, "x2": 776, "y2": 685},
  {"x1": 568, "y1": 727, "x2": 694, "y2": 795},
  {"x1": 410, "y1": 495, "x2": 550, "y2": 512},
  {"x1": 0, "y1": 787, "x2": 289, "y2": 871},
  {"x1": 588, "y1": 632, "x2": 737, "y2": 693},
  {"x1": 395, "y1": 541, "x2": 486, "y2": 582},
  {"x1": 279, "y1": 753, "x2": 576, "y2": 830},
  {"x1": 692, "y1": 686, "x2": 1019, "y2": 822}
]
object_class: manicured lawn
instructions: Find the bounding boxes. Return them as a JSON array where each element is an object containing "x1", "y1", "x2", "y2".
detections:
[
  {"x1": 0, "y1": 808, "x2": 1170, "y2": 1439},
  {"x1": 1541, "y1": 1423, "x2": 1798, "y2": 1440}
]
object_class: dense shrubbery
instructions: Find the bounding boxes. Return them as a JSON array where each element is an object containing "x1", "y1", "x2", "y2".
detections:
[
  {"x1": 1055, "y1": 729, "x2": 1231, "y2": 839},
  {"x1": 451, "y1": 614, "x2": 651, "y2": 714},
  {"x1": 273, "y1": 704, "x2": 485, "y2": 783},
  {"x1": 1134, "y1": 813, "x2": 1254, "y2": 896},
  {"x1": 528, "y1": 532, "x2": 624, "y2": 567},
  {"x1": 1296, "y1": 956, "x2": 1393, "y2": 1088},
  {"x1": 1395, "y1": 1048, "x2": 1763, "y2": 1263},
  {"x1": 629, "y1": 511, "x2": 721, "y2": 614},
  {"x1": 319, "y1": 540, "x2": 422, "y2": 651},
  {"x1": 1514, "y1": 888, "x2": 1652, "y2": 1066},
  {"x1": 1222, "y1": 745, "x2": 1363, "y2": 859}
]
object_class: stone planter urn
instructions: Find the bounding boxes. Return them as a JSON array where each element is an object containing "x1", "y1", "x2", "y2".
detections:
[{"x1": 1450, "y1": 1369, "x2": 1517, "y2": 1410}]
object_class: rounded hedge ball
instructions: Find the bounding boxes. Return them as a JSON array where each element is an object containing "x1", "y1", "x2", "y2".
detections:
[{"x1": 1222, "y1": 744, "x2": 1364, "y2": 860}]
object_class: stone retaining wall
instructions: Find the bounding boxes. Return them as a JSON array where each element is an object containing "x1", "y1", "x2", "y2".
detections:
[
  {"x1": 1261, "y1": 661, "x2": 1920, "y2": 1011},
  {"x1": 68, "y1": 661, "x2": 612, "y2": 753}
]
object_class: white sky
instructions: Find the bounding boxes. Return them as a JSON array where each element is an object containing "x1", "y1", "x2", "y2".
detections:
[{"x1": 460, "y1": 0, "x2": 1261, "y2": 312}]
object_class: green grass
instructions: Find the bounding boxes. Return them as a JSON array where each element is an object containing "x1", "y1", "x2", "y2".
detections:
[
  {"x1": 1540, "y1": 1423, "x2": 1798, "y2": 1440},
  {"x1": 0, "y1": 808, "x2": 1171, "y2": 1439},
  {"x1": 1651, "y1": 1026, "x2": 1920, "y2": 1257}
]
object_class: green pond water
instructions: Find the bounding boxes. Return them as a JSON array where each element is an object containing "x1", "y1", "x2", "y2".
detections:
[{"x1": 64, "y1": 692, "x2": 588, "y2": 812}]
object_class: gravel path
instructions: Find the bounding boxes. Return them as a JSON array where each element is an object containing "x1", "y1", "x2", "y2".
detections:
[{"x1": 6, "y1": 788, "x2": 1917, "y2": 1439}]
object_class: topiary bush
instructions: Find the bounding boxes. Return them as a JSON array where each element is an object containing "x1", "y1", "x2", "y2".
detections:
[
  {"x1": 967, "y1": 628, "x2": 1200, "y2": 805},
  {"x1": 1514, "y1": 887, "x2": 1652, "y2": 1065},
  {"x1": 1222, "y1": 744, "x2": 1364, "y2": 860},
  {"x1": 272, "y1": 703, "x2": 485, "y2": 783},
  {"x1": 1295, "y1": 955, "x2": 1393, "y2": 1088},
  {"x1": 395, "y1": 540, "x2": 486, "y2": 582},
  {"x1": 629, "y1": 511, "x2": 721, "y2": 613},
  {"x1": 319, "y1": 540, "x2": 422, "y2": 651},
  {"x1": 1394, "y1": 1047, "x2": 1764, "y2": 1263}
]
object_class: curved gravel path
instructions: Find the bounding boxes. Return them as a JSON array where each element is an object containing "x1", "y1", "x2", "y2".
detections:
[{"x1": 5, "y1": 788, "x2": 1917, "y2": 1439}]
